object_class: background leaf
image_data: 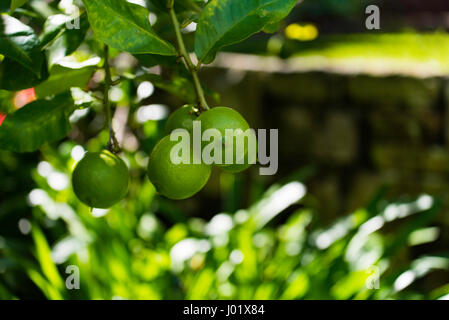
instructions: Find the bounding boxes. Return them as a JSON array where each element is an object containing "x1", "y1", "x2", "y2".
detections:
[
  {"x1": 82, "y1": 0, "x2": 177, "y2": 55},
  {"x1": 0, "y1": 14, "x2": 44, "y2": 76},
  {"x1": 45, "y1": 14, "x2": 90, "y2": 67},
  {"x1": 35, "y1": 64, "x2": 96, "y2": 98},
  {"x1": 0, "y1": 57, "x2": 49, "y2": 91},
  {"x1": 134, "y1": 53, "x2": 179, "y2": 68},
  {"x1": 40, "y1": 13, "x2": 87, "y2": 49},
  {"x1": 40, "y1": 15, "x2": 71, "y2": 49},
  {"x1": 31, "y1": 224, "x2": 65, "y2": 294},
  {"x1": 0, "y1": 90, "x2": 15, "y2": 113},
  {"x1": 0, "y1": 3, "x2": 9, "y2": 13},
  {"x1": 10, "y1": 0, "x2": 28, "y2": 12},
  {"x1": 0, "y1": 92, "x2": 76, "y2": 152},
  {"x1": 195, "y1": 0, "x2": 297, "y2": 64},
  {"x1": 146, "y1": 0, "x2": 203, "y2": 13},
  {"x1": 139, "y1": 73, "x2": 197, "y2": 103}
]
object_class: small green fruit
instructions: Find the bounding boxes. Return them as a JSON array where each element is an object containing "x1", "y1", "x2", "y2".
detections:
[
  {"x1": 147, "y1": 136, "x2": 211, "y2": 200},
  {"x1": 221, "y1": 162, "x2": 252, "y2": 173},
  {"x1": 72, "y1": 150, "x2": 129, "y2": 208},
  {"x1": 197, "y1": 107, "x2": 250, "y2": 167},
  {"x1": 221, "y1": 143, "x2": 257, "y2": 173},
  {"x1": 164, "y1": 105, "x2": 198, "y2": 135}
]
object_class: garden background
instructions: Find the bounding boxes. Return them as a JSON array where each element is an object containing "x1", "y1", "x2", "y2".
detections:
[{"x1": 1, "y1": 0, "x2": 449, "y2": 299}]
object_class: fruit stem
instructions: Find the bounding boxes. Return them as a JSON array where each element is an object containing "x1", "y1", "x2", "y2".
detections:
[
  {"x1": 168, "y1": 2, "x2": 210, "y2": 111},
  {"x1": 103, "y1": 45, "x2": 120, "y2": 153}
]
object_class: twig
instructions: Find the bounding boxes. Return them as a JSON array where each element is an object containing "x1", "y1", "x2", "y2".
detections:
[
  {"x1": 103, "y1": 45, "x2": 120, "y2": 153},
  {"x1": 168, "y1": 1, "x2": 209, "y2": 111}
]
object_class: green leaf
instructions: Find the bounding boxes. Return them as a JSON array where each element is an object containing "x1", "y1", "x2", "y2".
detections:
[
  {"x1": 0, "y1": 14, "x2": 45, "y2": 76},
  {"x1": 195, "y1": 0, "x2": 297, "y2": 64},
  {"x1": 280, "y1": 271, "x2": 309, "y2": 299},
  {"x1": 0, "y1": 2, "x2": 9, "y2": 13},
  {"x1": 40, "y1": 15, "x2": 69, "y2": 49},
  {"x1": 0, "y1": 281, "x2": 16, "y2": 300},
  {"x1": 0, "y1": 89, "x2": 15, "y2": 113},
  {"x1": 135, "y1": 53, "x2": 179, "y2": 68},
  {"x1": 28, "y1": 0, "x2": 59, "y2": 18},
  {"x1": 0, "y1": 56, "x2": 49, "y2": 91},
  {"x1": 137, "y1": 72, "x2": 218, "y2": 104},
  {"x1": 10, "y1": 0, "x2": 28, "y2": 12},
  {"x1": 263, "y1": 20, "x2": 281, "y2": 33},
  {"x1": 40, "y1": 14, "x2": 75, "y2": 48},
  {"x1": 82, "y1": 0, "x2": 177, "y2": 55},
  {"x1": 139, "y1": 73, "x2": 196, "y2": 103},
  {"x1": 46, "y1": 14, "x2": 90, "y2": 67},
  {"x1": 178, "y1": 11, "x2": 200, "y2": 28},
  {"x1": 0, "y1": 92, "x2": 76, "y2": 152},
  {"x1": 31, "y1": 224, "x2": 65, "y2": 293},
  {"x1": 147, "y1": 0, "x2": 203, "y2": 13},
  {"x1": 26, "y1": 268, "x2": 64, "y2": 300},
  {"x1": 147, "y1": 0, "x2": 174, "y2": 12},
  {"x1": 35, "y1": 63, "x2": 96, "y2": 98}
]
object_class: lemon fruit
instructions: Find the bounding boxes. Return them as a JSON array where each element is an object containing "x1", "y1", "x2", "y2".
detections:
[
  {"x1": 72, "y1": 150, "x2": 129, "y2": 208},
  {"x1": 221, "y1": 144, "x2": 257, "y2": 173},
  {"x1": 164, "y1": 105, "x2": 198, "y2": 135},
  {"x1": 197, "y1": 107, "x2": 250, "y2": 167},
  {"x1": 147, "y1": 135, "x2": 211, "y2": 200}
]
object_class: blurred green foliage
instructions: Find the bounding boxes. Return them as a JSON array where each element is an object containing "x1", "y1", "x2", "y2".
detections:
[
  {"x1": 284, "y1": 33, "x2": 449, "y2": 70},
  {"x1": 1, "y1": 142, "x2": 449, "y2": 299},
  {"x1": 1, "y1": 0, "x2": 449, "y2": 301}
]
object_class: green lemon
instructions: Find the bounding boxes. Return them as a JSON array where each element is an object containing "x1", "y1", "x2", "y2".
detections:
[
  {"x1": 164, "y1": 105, "x2": 198, "y2": 135},
  {"x1": 147, "y1": 135, "x2": 211, "y2": 200},
  {"x1": 72, "y1": 150, "x2": 129, "y2": 208},
  {"x1": 221, "y1": 162, "x2": 253, "y2": 173},
  {"x1": 197, "y1": 107, "x2": 251, "y2": 167},
  {"x1": 221, "y1": 144, "x2": 257, "y2": 173}
]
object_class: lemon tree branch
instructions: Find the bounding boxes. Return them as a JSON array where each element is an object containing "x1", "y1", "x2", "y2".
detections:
[
  {"x1": 168, "y1": 1, "x2": 209, "y2": 111},
  {"x1": 103, "y1": 45, "x2": 120, "y2": 153}
]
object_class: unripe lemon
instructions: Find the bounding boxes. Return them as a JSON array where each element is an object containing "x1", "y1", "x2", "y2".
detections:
[
  {"x1": 197, "y1": 107, "x2": 250, "y2": 167},
  {"x1": 164, "y1": 105, "x2": 198, "y2": 135},
  {"x1": 147, "y1": 136, "x2": 211, "y2": 200},
  {"x1": 221, "y1": 161, "x2": 253, "y2": 173},
  {"x1": 221, "y1": 144, "x2": 257, "y2": 173},
  {"x1": 72, "y1": 150, "x2": 129, "y2": 208}
]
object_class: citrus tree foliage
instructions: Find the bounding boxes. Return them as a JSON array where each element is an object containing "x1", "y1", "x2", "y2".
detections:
[
  {"x1": 1, "y1": 1, "x2": 449, "y2": 301},
  {"x1": 0, "y1": 0, "x2": 298, "y2": 152}
]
